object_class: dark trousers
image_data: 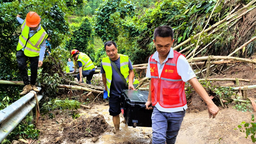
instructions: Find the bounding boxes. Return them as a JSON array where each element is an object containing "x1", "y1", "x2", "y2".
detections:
[
  {"x1": 152, "y1": 107, "x2": 185, "y2": 144},
  {"x1": 77, "y1": 68, "x2": 95, "y2": 84},
  {"x1": 16, "y1": 50, "x2": 39, "y2": 85}
]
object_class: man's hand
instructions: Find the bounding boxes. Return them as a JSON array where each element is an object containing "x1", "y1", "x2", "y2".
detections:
[
  {"x1": 16, "y1": 14, "x2": 20, "y2": 18},
  {"x1": 207, "y1": 104, "x2": 219, "y2": 118},
  {"x1": 128, "y1": 83, "x2": 135, "y2": 90},
  {"x1": 38, "y1": 61, "x2": 43, "y2": 67},
  {"x1": 145, "y1": 100, "x2": 153, "y2": 110},
  {"x1": 79, "y1": 79, "x2": 82, "y2": 83}
]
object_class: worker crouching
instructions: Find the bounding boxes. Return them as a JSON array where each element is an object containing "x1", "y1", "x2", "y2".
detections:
[{"x1": 71, "y1": 49, "x2": 95, "y2": 84}]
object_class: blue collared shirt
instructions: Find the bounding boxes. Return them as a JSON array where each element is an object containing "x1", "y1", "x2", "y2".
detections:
[
  {"x1": 146, "y1": 48, "x2": 196, "y2": 112},
  {"x1": 17, "y1": 17, "x2": 46, "y2": 61}
]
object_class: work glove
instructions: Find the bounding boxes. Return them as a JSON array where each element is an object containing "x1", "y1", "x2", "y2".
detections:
[{"x1": 103, "y1": 90, "x2": 108, "y2": 99}]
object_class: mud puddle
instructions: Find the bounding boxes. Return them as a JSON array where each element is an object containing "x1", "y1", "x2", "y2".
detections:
[{"x1": 37, "y1": 103, "x2": 152, "y2": 144}]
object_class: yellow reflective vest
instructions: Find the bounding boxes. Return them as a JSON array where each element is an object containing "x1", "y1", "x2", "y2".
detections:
[
  {"x1": 77, "y1": 53, "x2": 95, "y2": 71},
  {"x1": 102, "y1": 54, "x2": 129, "y2": 97},
  {"x1": 16, "y1": 22, "x2": 48, "y2": 57}
]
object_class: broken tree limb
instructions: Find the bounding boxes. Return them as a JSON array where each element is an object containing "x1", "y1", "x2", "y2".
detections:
[
  {"x1": 190, "y1": 60, "x2": 231, "y2": 65},
  {"x1": 90, "y1": 92, "x2": 103, "y2": 105},
  {"x1": 64, "y1": 79, "x2": 104, "y2": 91},
  {"x1": 248, "y1": 98, "x2": 256, "y2": 112},
  {"x1": 198, "y1": 78, "x2": 250, "y2": 82},
  {"x1": 133, "y1": 67, "x2": 147, "y2": 70},
  {"x1": 138, "y1": 87, "x2": 149, "y2": 91},
  {"x1": 231, "y1": 85, "x2": 256, "y2": 90},
  {"x1": 188, "y1": 56, "x2": 256, "y2": 64},
  {"x1": 232, "y1": 99, "x2": 256, "y2": 103},
  {"x1": 129, "y1": 60, "x2": 234, "y2": 68},
  {"x1": 179, "y1": 43, "x2": 195, "y2": 53},
  {"x1": 205, "y1": 56, "x2": 212, "y2": 78},
  {"x1": 0, "y1": 80, "x2": 24, "y2": 85},
  {"x1": 136, "y1": 77, "x2": 149, "y2": 89},
  {"x1": 228, "y1": 36, "x2": 256, "y2": 57},
  {"x1": 191, "y1": 0, "x2": 221, "y2": 59},
  {"x1": 58, "y1": 84, "x2": 102, "y2": 93},
  {"x1": 80, "y1": 104, "x2": 91, "y2": 109},
  {"x1": 133, "y1": 63, "x2": 148, "y2": 67},
  {"x1": 173, "y1": 2, "x2": 256, "y2": 51}
]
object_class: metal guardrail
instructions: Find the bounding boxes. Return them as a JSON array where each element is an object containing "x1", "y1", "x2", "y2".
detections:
[{"x1": 0, "y1": 88, "x2": 42, "y2": 142}]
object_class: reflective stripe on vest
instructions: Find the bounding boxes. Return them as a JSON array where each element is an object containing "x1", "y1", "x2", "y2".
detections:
[
  {"x1": 17, "y1": 22, "x2": 48, "y2": 57},
  {"x1": 102, "y1": 54, "x2": 129, "y2": 97},
  {"x1": 150, "y1": 51, "x2": 187, "y2": 108},
  {"x1": 77, "y1": 53, "x2": 95, "y2": 71}
]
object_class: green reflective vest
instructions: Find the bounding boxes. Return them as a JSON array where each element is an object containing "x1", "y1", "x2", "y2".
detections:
[
  {"x1": 77, "y1": 53, "x2": 95, "y2": 71},
  {"x1": 102, "y1": 54, "x2": 129, "y2": 97},
  {"x1": 16, "y1": 22, "x2": 48, "y2": 57}
]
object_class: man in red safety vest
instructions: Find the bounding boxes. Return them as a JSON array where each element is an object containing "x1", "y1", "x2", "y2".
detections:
[{"x1": 145, "y1": 25, "x2": 219, "y2": 144}]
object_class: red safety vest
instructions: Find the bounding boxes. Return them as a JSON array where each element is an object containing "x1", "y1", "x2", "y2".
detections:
[{"x1": 150, "y1": 51, "x2": 187, "y2": 108}]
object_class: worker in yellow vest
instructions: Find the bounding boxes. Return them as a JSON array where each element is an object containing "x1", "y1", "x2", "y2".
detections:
[
  {"x1": 71, "y1": 49, "x2": 95, "y2": 84},
  {"x1": 16, "y1": 11, "x2": 48, "y2": 95},
  {"x1": 101, "y1": 41, "x2": 135, "y2": 133}
]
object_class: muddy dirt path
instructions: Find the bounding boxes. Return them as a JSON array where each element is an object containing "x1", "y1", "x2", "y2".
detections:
[
  {"x1": 177, "y1": 108, "x2": 253, "y2": 144},
  {"x1": 37, "y1": 103, "x2": 254, "y2": 144}
]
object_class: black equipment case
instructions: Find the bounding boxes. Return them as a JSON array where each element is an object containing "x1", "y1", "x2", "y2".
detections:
[{"x1": 121, "y1": 90, "x2": 153, "y2": 128}]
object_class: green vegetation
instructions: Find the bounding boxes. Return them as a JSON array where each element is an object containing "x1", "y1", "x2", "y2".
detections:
[
  {"x1": 234, "y1": 103, "x2": 253, "y2": 112},
  {"x1": 1, "y1": 115, "x2": 39, "y2": 144},
  {"x1": 41, "y1": 98, "x2": 80, "y2": 112},
  {"x1": 66, "y1": 17, "x2": 94, "y2": 58},
  {"x1": 41, "y1": 98, "x2": 81, "y2": 120},
  {"x1": 237, "y1": 114, "x2": 256, "y2": 143}
]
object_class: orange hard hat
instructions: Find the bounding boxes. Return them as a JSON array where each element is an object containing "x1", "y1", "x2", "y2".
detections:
[
  {"x1": 26, "y1": 11, "x2": 41, "y2": 27},
  {"x1": 71, "y1": 49, "x2": 79, "y2": 57}
]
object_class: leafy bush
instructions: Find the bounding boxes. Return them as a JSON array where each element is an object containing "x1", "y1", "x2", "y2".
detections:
[
  {"x1": 94, "y1": 0, "x2": 135, "y2": 42},
  {"x1": 38, "y1": 47, "x2": 71, "y2": 98},
  {"x1": 41, "y1": 98, "x2": 80, "y2": 112},
  {"x1": 2, "y1": 115, "x2": 40, "y2": 143}
]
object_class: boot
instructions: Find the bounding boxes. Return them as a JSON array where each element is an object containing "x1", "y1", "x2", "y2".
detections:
[
  {"x1": 20, "y1": 84, "x2": 32, "y2": 95},
  {"x1": 31, "y1": 85, "x2": 40, "y2": 92}
]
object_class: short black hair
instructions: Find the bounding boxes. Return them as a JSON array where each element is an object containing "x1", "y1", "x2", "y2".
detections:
[
  {"x1": 154, "y1": 25, "x2": 174, "y2": 40},
  {"x1": 104, "y1": 41, "x2": 117, "y2": 50}
]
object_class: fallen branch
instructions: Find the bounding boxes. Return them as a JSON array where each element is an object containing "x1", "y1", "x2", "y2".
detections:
[
  {"x1": 136, "y1": 77, "x2": 149, "y2": 89},
  {"x1": 248, "y1": 98, "x2": 256, "y2": 112},
  {"x1": 80, "y1": 104, "x2": 91, "y2": 109},
  {"x1": 58, "y1": 84, "x2": 102, "y2": 93},
  {"x1": 231, "y1": 85, "x2": 256, "y2": 90},
  {"x1": 233, "y1": 99, "x2": 255, "y2": 103},
  {"x1": 90, "y1": 92, "x2": 103, "y2": 106},
  {"x1": 179, "y1": 43, "x2": 195, "y2": 53},
  {"x1": 188, "y1": 56, "x2": 256, "y2": 64},
  {"x1": 191, "y1": 0, "x2": 221, "y2": 59},
  {"x1": 199, "y1": 78, "x2": 250, "y2": 82},
  {"x1": 0, "y1": 80, "x2": 23, "y2": 85},
  {"x1": 228, "y1": 36, "x2": 256, "y2": 57},
  {"x1": 64, "y1": 79, "x2": 104, "y2": 91},
  {"x1": 190, "y1": 60, "x2": 231, "y2": 65},
  {"x1": 133, "y1": 67, "x2": 147, "y2": 70},
  {"x1": 173, "y1": 2, "x2": 256, "y2": 51},
  {"x1": 133, "y1": 63, "x2": 148, "y2": 67},
  {"x1": 138, "y1": 87, "x2": 149, "y2": 91}
]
